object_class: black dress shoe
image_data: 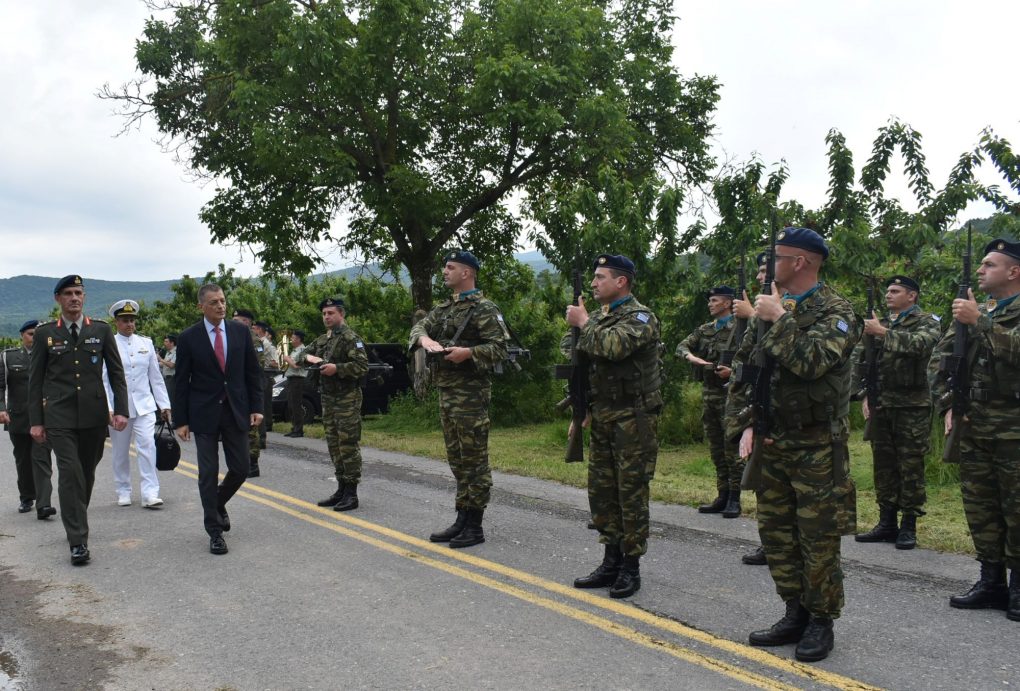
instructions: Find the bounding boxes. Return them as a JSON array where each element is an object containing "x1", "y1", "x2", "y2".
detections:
[
  {"x1": 210, "y1": 535, "x2": 228, "y2": 555},
  {"x1": 219, "y1": 508, "x2": 231, "y2": 532},
  {"x1": 37, "y1": 506, "x2": 57, "y2": 520},
  {"x1": 70, "y1": 544, "x2": 91, "y2": 565},
  {"x1": 18, "y1": 500, "x2": 33, "y2": 513}
]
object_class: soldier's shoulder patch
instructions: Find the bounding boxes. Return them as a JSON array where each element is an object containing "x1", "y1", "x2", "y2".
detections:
[
  {"x1": 496, "y1": 313, "x2": 505, "y2": 322},
  {"x1": 932, "y1": 314, "x2": 942, "y2": 322},
  {"x1": 635, "y1": 312, "x2": 650, "y2": 323},
  {"x1": 836, "y1": 319, "x2": 850, "y2": 334},
  {"x1": 355, "y1": 341, "x2": 364, "y2": 349}
]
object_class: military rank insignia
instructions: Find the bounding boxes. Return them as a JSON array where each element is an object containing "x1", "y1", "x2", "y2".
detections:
[{"x1": 782, "y1": 298, "x2": 798, "y2": 312}]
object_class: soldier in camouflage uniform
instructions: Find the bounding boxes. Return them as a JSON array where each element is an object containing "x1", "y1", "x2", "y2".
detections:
[
  {"x1": 568, "y1": 254, "x2": 662, "y2": 599},
  {"x1": 855, "y1": 276, "x2": 941, "y2": 550},
  {"x1": 677, "y1": 285, "x2": 742, "y2": 517},
  {"x1": 410, "y1": 250, "x2": 509, "y2": 548},
  {"x1": 728, "y1": 229, "x2": 861, "y2": 662},
  {"x1": 929, "y1": 238, "x2": 1020, "y2": 621},
  {"x1": 301, "y1": 297, "x2": 370, "y2": 512},
  {"x1": 232, "y1": 309, "x2": 264, "y2": 477},
  {"x1": 253, "y1": 321, "x2": 280, "y2": 446}
]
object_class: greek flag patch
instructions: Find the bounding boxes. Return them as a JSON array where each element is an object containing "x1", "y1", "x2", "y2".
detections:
[
  {"x1": 932, "y1": 315, "x2": 942, "y2": 322},
  {"x1": 836, "y1": 319, "x2": 849, "y2": 333},
  {"x1": 497, "y1": 314, "x2": 504, "y2": 322},
  {"x1": 355, "y1": 341, "x2": 364, "y2": 349},
  {"x1": 635, "y1": 313, "x2": 650, "y2": 323}
]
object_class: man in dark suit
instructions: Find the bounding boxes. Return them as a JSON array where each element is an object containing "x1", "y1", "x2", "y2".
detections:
[
  {"x1": 29, "y1": 275, "x2": 130, "y2": 565},
  {"x1": 175, "y1": 283, "x2": 264, "y2": 555}
]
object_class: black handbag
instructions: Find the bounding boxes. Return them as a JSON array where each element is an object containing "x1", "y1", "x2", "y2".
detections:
[{"x1": 154, "y1": 417, "x2": 181, "y2": 471}]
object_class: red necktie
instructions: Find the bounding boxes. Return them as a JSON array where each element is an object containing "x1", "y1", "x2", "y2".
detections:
[{"x1": 213, "y1": 326, "x2": 226, "y2": 371}]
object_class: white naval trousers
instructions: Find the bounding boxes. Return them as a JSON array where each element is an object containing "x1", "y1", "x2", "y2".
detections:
[{"x1": 110, "y1": 412, "x2": 159, "y2": 499}]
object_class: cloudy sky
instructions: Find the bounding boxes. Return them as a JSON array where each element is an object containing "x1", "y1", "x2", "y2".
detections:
[{"x1": 1, "y1": 1, "x2": 1017, "y2": 282}]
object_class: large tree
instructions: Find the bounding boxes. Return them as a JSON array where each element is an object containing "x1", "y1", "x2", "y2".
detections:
[{"x1": 104, "y1": 0, "x2": 718, "y2": 309}]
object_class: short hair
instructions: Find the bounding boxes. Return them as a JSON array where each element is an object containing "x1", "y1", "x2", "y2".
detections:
[
  {"x1": 607, "y1": 268, "x2": 633, "y2": 288},
  {"x1": 197, "y1": 283, "x2": 223, "y2": 303},
  {"x1": 165, "y1": 334, "x2": 178, "y2": 345},
  {"x1": 292, "y1": 329, "x2": 306, "y2": 342}
]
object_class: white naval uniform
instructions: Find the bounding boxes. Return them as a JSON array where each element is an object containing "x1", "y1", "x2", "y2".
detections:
[{"x1": 103, "y1": 333, "x2": 171, "y2": 502}]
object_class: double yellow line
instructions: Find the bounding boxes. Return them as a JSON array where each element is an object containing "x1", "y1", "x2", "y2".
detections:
[{"x1": 174, "y1": 459, "x2": 881, "y2": 691}]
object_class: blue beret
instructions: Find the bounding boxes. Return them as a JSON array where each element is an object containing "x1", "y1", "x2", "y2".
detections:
[
  {"x1": 707, "y1": 285, "x2": 735, "y2": 299},
  {"x1": 593, "y1": 254, "x2": 636, "y2": 276},
  {"x1": 54, "y1": 274, "x2": 84, "y2": 294},
  {"x1": 755, "y1": 251, "x2": 768, "y2": 268},
  {"x1": 887, "y1": 275, "x2": 920, "y2": 292},
  {"x1": 444, "y1": 249, "x2": 480, "y2": 272},
  {"x1": 232, "y1": 308, "x2": 256, "y2": 320},
  {"x1": 776, "y1": 227, "x2": 829, "y2": 260},
  {"x1": 318, "y1": 297, "x2": 345, "y2": 311},
  {"x1": 253, "y1": 320, "x2": 271, "y2": 330},
  {"x1": 984, "y1": 238, "x2": 1020, "y2": 262},
  {"x1": 19, "y1": 319, "x2": 39, "y2": 333}
]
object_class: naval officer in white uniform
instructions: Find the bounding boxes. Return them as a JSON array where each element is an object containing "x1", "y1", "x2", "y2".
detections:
[{"x1": 103, "y1": 300, "x2": 172, "y2": 508}]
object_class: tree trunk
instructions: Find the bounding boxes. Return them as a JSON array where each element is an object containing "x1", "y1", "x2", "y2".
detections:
[{"x1": 407, "y1": 253, "x2": 435, "y2": 313}]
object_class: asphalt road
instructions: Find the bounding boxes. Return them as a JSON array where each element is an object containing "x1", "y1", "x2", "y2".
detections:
[{"x1": 0, "y1": 429, "x2": 1017, "y2": 690}]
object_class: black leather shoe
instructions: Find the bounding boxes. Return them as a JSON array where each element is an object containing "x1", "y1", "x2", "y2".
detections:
[
  {"x1": 721, "y1": 492, "x2": 742, "y2": 518},
  {"x1": 609, "y1": 555, "x2": 641, "y2": 598},
  {"x1": 742, "y1": 546, "x2": 767, "y2": 565},
  {"x1": 219, "y1": 508, "x2": 231, "y2": 532},
  {"x1": 449, "y1": 508, "x2": 485, "y2": 548},
  {"x1": 950, "y1": 561, "x2": 1009, "y2": 610},
  {"x1": 795, "y1": 617, "x2": 834, "y2": 662},
  {"x1": 749, "y1": 600, "x2": 810, "y2": 646},
  {"x1": 430, "y1": 509, "x2": 467, "y2": 543},
  {"x1": 37, "y1": 506, "x2": 57, "y2": 520},
  {"x1": 317, "y1": 486, "x2": 346, "y2": 508},
  {"x1": 18, "y1": 500, "x2": 33, "y2": 513},
  {"x1": 210, "y1": 535, "x2": 228, "y2": 555},
  {"x1": 1008, "y1": 570, "x2": 1020, "y2": 622},
  {"x1": 70, "y1": 544, "x2": 90, "y2": 565},
  {"x1": 895, "y1": 514, "x2": 917, "y2": 550},
  {"x1": 574, "y1": 544, "x2": 622, "y2": 588},
  {"x1": 698, "y1": 491, "x2": 728, "y2": 514},
  {"x1": 287, "y1": 431, "x2": 304, "y2": 438},
  {"x1": 855, "y1": 506, "x2": 898, "y2": 543},
  {"x1": 332, "y1": 485, "x2": 359, "y2": 512}
]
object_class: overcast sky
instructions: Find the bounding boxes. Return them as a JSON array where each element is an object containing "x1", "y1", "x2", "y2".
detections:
[{"x1": 1, "y1": 1, "x2": 1017, "y2": 282}]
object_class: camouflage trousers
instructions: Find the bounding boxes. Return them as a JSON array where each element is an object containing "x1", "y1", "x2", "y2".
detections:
[
  {"x1": 702, "y1": 391, "x2": 743, "y2": 492},
  {"x1": 323, "y1": 389, "x2": 363, "y2": 485},
  {"x1": 869, "y1": 406, "x2": 931, "y2": 515},
  {"x1": 960, "y1": 434, "x2": 1020, "y2": 570},
  {"x1": 248, "y1": 425, "x2": 260, "y2": 461},
  {"x1": 757, "y1": 440, "x2": 846, "y2": 618},
  {"x1": 438, "y1": 382, "x2": 492, "y2": 510},
  {"x1": 588, "y1": 409, "x2": 659, "y2": 557}
]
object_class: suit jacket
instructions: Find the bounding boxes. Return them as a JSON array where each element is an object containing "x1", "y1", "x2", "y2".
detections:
[
  {"x1": 1, "y1": 346, "x2": 32, "y2": 434},
  {"x1": 29, "y1": 316, "x2": 129, "y2": 429},
  {"x1": 103, "y1": 333, "x2": 171, "y2": 418},
  {"x1": 175, "y1": 318, "x2": 263, "y2": 433}
]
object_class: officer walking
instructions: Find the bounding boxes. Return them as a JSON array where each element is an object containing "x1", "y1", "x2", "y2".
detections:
[
  {"x1": 677, "y1": 285, "x2": 742, "y2": 517},
  {"x1": 410, "y1": 250, "x2": 509, "y2": 548},
  {"x1": 28, "y1": 275, "x2": 129, "y2": 565},
  {"x1": 930, "y1": 238, "x2": 1020, "y2": 621},
  {"x1": 568, "y1": 254, "x2": 662, "y2": 599},
  {"x1": 300, "y1": 298, "x2": 369, "y2": 512},
  {"x1": 855, "y1": 276, "x2": 940, "y2": 550},
  {"x1": 1, "y1": 320, "x2": 56, "y2": 519}
]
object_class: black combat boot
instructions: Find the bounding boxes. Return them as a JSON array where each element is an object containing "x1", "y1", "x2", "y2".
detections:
[
  {"x1": 950, "y1": 561, "x2": 1009, "y2": 610},
  {"x1": 748, "y1": 599, "x2": 810, "y2": 646},
  {"x1": 429, "y1": 509, "x2": 467, "y2": 543},
  {"x1": 316, "y1": 484, "x2": 346, "y2": 507},
  {"x1": 247, "y1": 456, "x2": 261, "y2": 478},
  {"x1": 721, "y1": 490, "x2": 742, "y2": 518},
  {"x1": 854, "y1": 506, "x2": 897, "y2": 543},
  {"x1": 449, "y1": 508, "x2": 485, "y2": 548},
  {"x1": 332, "y1": 484, "x2": 359, "y2": 512},
  {"x1": 698, "y1": 490, "x2": 729, "y2": 514},
  {"x1": 1008, "y1": 570, "x2": 1020, "y2": 622},
  {"x1": 795, "y1": 616, "x2": 834, "y2": 662},
  {"x1": 895, "y1": 513, "x2": 917, "y2": 550},
  {"x1": 742, "y1": 545, "x2": 767, "y2": 565},
  {"x1": 609, "y1": 555, "x2": 641, "y2": 598},
  {"x1": 573, "y1": 544, "x2": 622, "y2": 589}
]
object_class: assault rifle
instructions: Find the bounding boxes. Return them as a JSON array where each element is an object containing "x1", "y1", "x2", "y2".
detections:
[
  {"x1": 939, "y1": 223, "x2": 973, "y2": 463},
  {"x1": 860, "y1": 279, "x2": 880, "y2": 442},
  {"x1": 719, "y1": 249, "x2": 748, "y2": 369},
  {"x1": 555, "y1": 266, "x2": 589, "y2": 463}
]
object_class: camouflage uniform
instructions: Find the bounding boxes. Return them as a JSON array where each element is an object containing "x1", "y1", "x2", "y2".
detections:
[
  {"x1": 676, "y1": 317, "x2": 741, "y2": 493},
  {"x1": 300, "y1": 324, "x2": 369, "y2": 485},
  {"x1": 248, "y1": 330, "x2": 264, "y2": 462},
  {"x1": 929, "y1": 295, "x2": 1020, "y2": 573},
  {"x1": 580, "y1": 296, "x2": 662, "y2": 557},
  {"x1": 728, "y1": 283, "x2": 861, "y2": 618},
  {"x1": 409, "y1": 290, "x2": 508, "y2": 510}
]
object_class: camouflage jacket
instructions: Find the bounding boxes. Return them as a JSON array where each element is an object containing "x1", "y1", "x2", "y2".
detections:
[
  {"x1": 577, "y1": 296, "x2": 663, "y2": 420},
  {"x1": 408, "y1": 291, "x2": 509, "y2": 389},
  {"x1": 727, "y1": 283, "x2": 861, "y2": 447},
  {"x1": 854, "y1": 307, "x2": 941, "y2": 408},
  {"x1": 298, "y1": 323, "x2": 369, "y2": 396},
  {"x1": 929, "y1": 293, "x2": 1020, "y2": 439},
  {"x1": 675, "y1": 317, "x2": 737, "y2": 393}
]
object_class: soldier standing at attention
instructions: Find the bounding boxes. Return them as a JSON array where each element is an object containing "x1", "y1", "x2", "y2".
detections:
[
  {"x1": 410, "y1": 250, "x2": 509, "y2": 548},
  {"x1": 29, "y1": 275, "x2": 130, "y2": 565},
  {"x1": 677, "y1": 285, "x2": 742, "y2": 517},
  {"x1": 734, "y1": 229, "x2": 860, "y2": 662},
  {"x1": 855, "y1": 276, "x2": 940, "y2": 550},
  {"x1": 568, "y1": 254, "x2": 662, "y2": 599},
  {"x1": 1, "y1": 320, "x2": 56, "y2": 519},
  {"x1": 930, "y1": 238, "x2": 1020, "y2": 621},
  {"x1": 301, "y1": 298, "x2": 369, "y2": 512},
  {"x1": 253, "y1": 320, "x2": 280, "y2": 446},
  {"x1": 232, "y1": 309, "x2": 264, "y2": 476}
]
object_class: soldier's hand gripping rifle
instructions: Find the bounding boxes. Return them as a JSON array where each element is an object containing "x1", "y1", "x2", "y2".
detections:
[
  {"x1": 719, "y1": 250, "x2": 748, "y2": 369},
  {"x1": 860, "y1": 280, "x2": 880, "y2": 441},
  {"x1": 939, "y1": 223, "x2": 973, "y2": 463},
  {"x1": 555, "y1": 267, "x2": 589, "y2": 463}
]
